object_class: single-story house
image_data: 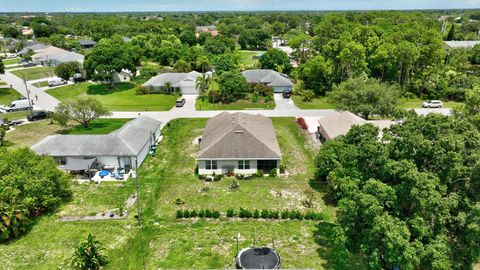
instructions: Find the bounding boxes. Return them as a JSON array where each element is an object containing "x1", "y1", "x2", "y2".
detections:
[
  {"x1": 241, "y1": 69, "x2": 293, "y2": 93},
  {"x1": 195, "y1": 25, "x2": 218, "y2": 37},
  {"x1": 113, "y1": 69, "x2": 134, "y2": 83},
  {"x1": 445, "y1": 41, "x2": 480, "y2": 49},
  {"x1": 78, "y1": 39, "x2": 97, "y2": 50},
  {"x1": 316, "y1": 111, "x2": 394, "y2": 142},
  {"x1": 31, "y1": 116, "x2": 161, "y2": 171},
  {"x1": 142, "y1": 71, "x2": 202, "y2": 95},
  {"x1": 30, "y1": 45, "x2": 84, "y2": 66},
  {"x1": 18, "y1": 43, "x2": 49, "y2": 55},
  {"x1": 197, "y1": 112, "x2": 282, "y2": 175}
]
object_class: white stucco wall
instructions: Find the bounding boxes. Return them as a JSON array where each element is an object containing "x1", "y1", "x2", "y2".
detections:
[{"x1": 198, "y1": 160, "x2": 260, "y2": 175}]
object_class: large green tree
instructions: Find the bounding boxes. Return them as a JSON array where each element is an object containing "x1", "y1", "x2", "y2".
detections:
[
  {"x1": 328, "y1": 76, "x2": 401, "y2": 119},
  {"x1": 259, "y1": 49, "x2": 291, "y2": 73},
  {"x1": 54, "y1": 61, "x2": 81, "y2": 81},
  {"x1": 218, "y1": 71, "x2": 248, "y2": 103},
  {"x1": 84, "y1": 37, "x2": 137, "y2": 87},
  {"x1": 53, "y1": 97, "x2": 111, "y2": 128},
  {"x1": 298, "y1": 54, "x2": 333, "y2": 95}
]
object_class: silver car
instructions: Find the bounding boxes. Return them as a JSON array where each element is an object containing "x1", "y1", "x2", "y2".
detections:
[{"x1": 422, "y1": 100, "x2": 443, "y2": 108}]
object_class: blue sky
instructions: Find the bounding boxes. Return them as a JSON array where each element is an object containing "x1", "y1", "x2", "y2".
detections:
[{"x1": 0, "y1": 0, "x2": 479, "y2": 12}]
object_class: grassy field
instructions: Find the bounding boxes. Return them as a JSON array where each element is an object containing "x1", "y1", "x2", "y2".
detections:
[
  {"x1": 5, "y1": 65, "x2": 21, "y2": 70},
  {"x1": 3, "y1": 118, "x2": 132, "y2": 149},
  {"x1": 2, "y1": 58, "x2": 20, "y2": 65},
  {"x1": 1, "y1": 110, "x2": 30, "y2": 121},
  {"x1": 399, "y1": 97, "x2": 463, "y2": 109},
  {"x1": 32, "y1": 81, "x2": 49, "y2": 88},
  {"x1": 0, "y1": 87, "x2": 22, "y2": 105},
  {"x1": 47, "y1": 82, "x2": 178, "y2": 111},
  {"x1": 238, "y1": 50, "x2": 265, "y2": 67},
  {"x1": 196, "y1": 97, "x2": 275, "y2": 110},
  {"x1": 292, "y1": 95, "x2": 336, "y2": 109},
  {"x1": 0, "y1": 118, "x2": 362, "y2": 269},
  {"x1": 10, "y1": 66, "x2": 54, "y2": 81}
]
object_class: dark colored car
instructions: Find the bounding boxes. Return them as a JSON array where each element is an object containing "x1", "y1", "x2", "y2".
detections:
[
  {"x1": 23, "y1": 62, "x2": 36, "y2": 67},
  {"x1": 73, "y1": 73, "x2": 86, "y2": 83},
  {"x1": 176, "y1": 98, "x2": 186, "y2": 107},
  {"x1": 27, "y1": 111, "x2": 48, "y2": 122},
  {"x1": 282, "y1": 90, "x2": 292, "y2": 99}
]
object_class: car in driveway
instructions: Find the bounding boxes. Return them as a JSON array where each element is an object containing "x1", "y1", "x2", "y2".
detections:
[
  {"x1": 47, "y1": 78, "x2": 67, "y2": 87},
  {"x1": 422, "y1": 100, "x2": 443, "y2": 108},
  {"x1": 176, "y1": 98, "x2": 186, "y2": 107},
  {"x1": 27, "y1": 111, "x2": 48, "y2": 122},
  {"x1": 22, "y1": 61, "x2": 36, "y2": 68},
  {"x1": 282, "y1": 90, "x2": 292, "y2": 99}
]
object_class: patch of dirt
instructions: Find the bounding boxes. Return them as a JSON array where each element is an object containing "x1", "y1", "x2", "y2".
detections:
[
  {"x1": 269, "y1": 189, "x2": 320, "y2": 210},
  {"x1": 211, "y1": 239, "x2": 231, "y2": 257}
]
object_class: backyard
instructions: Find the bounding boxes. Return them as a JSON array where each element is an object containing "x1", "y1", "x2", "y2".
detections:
[
  {"x1": 0, "y1": 117, "x2": 362, "y2": 269},
  {"x1": 46, "y1": 82, "x2": 178, "y2": 111},
  {"x1": 10, "y1": 66, "x2": 54, "y2": 81}
]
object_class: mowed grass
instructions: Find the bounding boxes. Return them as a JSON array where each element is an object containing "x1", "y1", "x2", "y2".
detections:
[
  {"x1": 196, "y1": 97, "x2": 275, "y2": 110},
  {"x1": 46, "y1": 82, "x2": 178, "y2": 111},
  {"x1": 10, "y1": 66, "x2": 54, "y2": 81},
  {"x1": 32, "y1": 81, "x2": 49, "y2": 88},
  {"x1": 292, "y1": 95, "x2": 336, "y2": 109},
  {"x1": 0, "y1": 118, "x2": 362, "y2": 269},
  {"x1": 399, "y1": 97, "x2": 463, "y2": 109},
  {"x1": 0, "y1": 87, "x2": 22, "y2": 105},
  {"x1": 1, "y1": 110, "x2": 30, "y2": 121},
  {"x1": 238, "y1": 50, "x2": 265, "y2": 67},
  {"x1": 2, "y1": 57, "x2": 20, "y2": 65},
  {"x1": 3, "y1": 118, "x2": 132, "y2": 149}
]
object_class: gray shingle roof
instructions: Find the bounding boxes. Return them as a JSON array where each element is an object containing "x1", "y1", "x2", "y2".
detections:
[
  {"x1": 445, "y1": 41, "x2": 480, "y2": 49},
  {"x1": 32, "y1": 116, "x2": 161, "y2": 157},
  {"x1": 241, "y1": 69, "x2": 293, "y2": 87},
  {"x1": 197, "y1": 112, "x2": 281, "y2": 160},
  {"x1": 142, "y1": 71, "x2": 201, "y2": 88},
  {"x1": 318, "y1": 111, "x2": 366, "y2": 140}
]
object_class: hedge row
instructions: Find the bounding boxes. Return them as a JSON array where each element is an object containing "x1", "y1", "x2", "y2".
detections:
[{"x1": 176, "y1": 208, "x2": 326, "y2": 221}]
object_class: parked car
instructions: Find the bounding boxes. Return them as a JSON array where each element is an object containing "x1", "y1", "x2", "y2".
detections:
[
  {"x1": 18, "y1": 59, "x2": 29, "y2": 64},
  {"x1": 5, "y1": 99, "x2": 32, "y2": 112},
  {"x1": 5, "y1": 53, "x2": 17, "y2": 59},
  {"x1": 422, "y1": 100, "x2": 443, "y2": 108},
  {"x1": 72, "y1": 73, "x2": 86, "y2": 83},
  {"x1": 47, "y1": 78, "x2": 67, "y2": 87},
  {"x1": 282, "y1": 90, "x2": 292, "y2": 99},
  {"x1": 22, "y1": 61, "x2": 36, "y2": 67},
  {"x1": 27, "y1": 111, "x2": 48, "y2": 122},
  {"x1": 176, "y1": 98, "x2": 186, "y2": 107}
]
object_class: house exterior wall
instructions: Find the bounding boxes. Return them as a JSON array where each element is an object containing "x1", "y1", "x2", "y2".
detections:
[
  {"x1": 113, "y1": 72, "x2": 132, "y2": 83},
  {"x1": 179, "y1": 79, "x2": 199, "y2": 95},
  {"x1": 135, "y1": 124, "x2": 162, "y2": 167},
  {"x1": 198, "y1": 160, "x2": 259, "y2": 175}
]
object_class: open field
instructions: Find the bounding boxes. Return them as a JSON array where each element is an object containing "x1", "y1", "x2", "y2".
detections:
[
  {"x1": 292, "y1": 95, "x2": 336, "y2": 109},
  {"x1": 0, "y1": 87, "x2": 22, "y2": 105},
  {"x1": 399, "y1": 97, "x2": 463, "y2": 109},
  {"x1": 3, "y1": 118, "x2": 132, "y2": 149},
  {"x1": 0, "y1": 117, "x2": 362, "y2": 269},
  {"x1": 238, "y1": 50, "x2": 265, "y2": 67},
  {"x1": 0, "y1": 110, "x2": 30, "y2": 121},
  {"x1": 10, "y1": 66, "x2": 54, "y2": 81},
  {"x1": 2, "y1": 58, "x2": 20, "y2": 65},
  {"x1": 46, "y1": 82, "x2": 178, "y2": 111}
]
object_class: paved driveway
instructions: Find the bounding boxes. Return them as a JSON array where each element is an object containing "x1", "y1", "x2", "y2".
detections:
[{"x1": 274, "y1": 93, "x2": 299, "y2": 110}]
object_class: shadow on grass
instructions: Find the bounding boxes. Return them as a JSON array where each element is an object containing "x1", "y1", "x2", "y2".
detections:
[
  {"x1": 314, "y1": 221, "x2": 363, "y2": 270},
  {"x1": 87, "y1": 82, "x2": 135, "y2": 95}
]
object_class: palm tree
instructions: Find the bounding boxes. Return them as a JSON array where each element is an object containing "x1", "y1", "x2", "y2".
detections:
[
  {"x1": 196, "y1": 74, "x2": 211, "y2": 100},
  {"x1": 196, "y1": 56, "x2": 211, "y2": 73},
  {"x1": 164, "y1": 81, "x2": 173, "y2": 93},
  {"x1": 71, "y1": 234, "x2": 108, "y2": 270}
]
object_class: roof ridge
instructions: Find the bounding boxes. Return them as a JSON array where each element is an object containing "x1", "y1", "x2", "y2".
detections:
[
  {"x1": 240, "y1": 121, "x2": 281, "y2": 158},
  {"x1": 196, "y1": 119, "x2": 239, "y2": 157}
]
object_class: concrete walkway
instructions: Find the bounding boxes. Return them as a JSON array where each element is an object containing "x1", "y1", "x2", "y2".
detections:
[{"x1": 274, "y1": 93, "x2": 299, "y2": 110}]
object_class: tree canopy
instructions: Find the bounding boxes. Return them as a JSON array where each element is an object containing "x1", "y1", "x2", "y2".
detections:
[
  {"x1": 53, "y1": 97, "x2": 111, "y2": 128},
  {"x1": 259, "y1": 48, "x2": 292, "y2": 73},
  {"x1": 218, "y1": 71, "x2": 249, "y2": 103},
  {"x1": 54, "y1": 61, "x2": 81, "y2": 81}
]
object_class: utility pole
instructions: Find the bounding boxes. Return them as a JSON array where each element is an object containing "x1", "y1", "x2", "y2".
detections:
[
  {"x1": 23, "y1": 76, "x2": 33, "y2": 113},
  {"x1": 135, "y1": 157, "x2": 141, "y2": 226}
]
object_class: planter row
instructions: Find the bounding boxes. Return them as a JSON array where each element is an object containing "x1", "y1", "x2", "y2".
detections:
[{"x1": 176, "y1": 208, "x2": 326, "y2": 221}]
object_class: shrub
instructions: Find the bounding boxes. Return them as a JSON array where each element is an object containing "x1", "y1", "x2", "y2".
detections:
[
  {"x1": 214, "y1": 174, "x2": 223, "y2": 181},
  {"x1": 205, "y1": 209, "x2": 213, "y2": 218},
  {"x1": 281, "y1": 210, "x2": 289, "y2": 219},
  {"x1": 264, "y1": 95, "x2": 273, "y2": 103},
  {"x1": 296, "y1": 117, "x2": 308, "y2": 130},
  {"x1": 199, "y1": 209, "x2": 206, "y2": 218},
  {"x1": 176, "y1": 210, "x2": 184, "y2": 219},
  {"x1": 269, "y1": 169, "x2": 278, "y2": 177},
  {"x1": 253, "y1": 209, "x2": 260, "y2": 219},
  {"x1": 198, "y1": 174, "x2": 206, "y2": 181},
  {"x1": 207, "y1": 89, "x2": 221, "y2": 103},
  {"x1": 183, "y1": 210, "x2": 190, "y2": 218},
  {"x1": 229, "y1": 181, "x2": 240, "y2": 191},
  {"x1": 226, "y1": 208, "x2": 235, "y2": 217},
  {"x1": 174, "y1": 198, "x2": 185, "y2": 205},
  {"x1": 135, "y1": 85, "x2": 150, "y2": 95},
  {"x1": 269, "y1": 210, "x2": 279, "y2": 219},
  {"x1": 248, "y1": 82, "x2": 273, "y2": 97},
  {"x1": 261, "y1": 209, "x2": 269, "y2": 219},
  {"x1": 190, "y1": 210, "x2": 198, "y2": 218},
  {"x1": 226, "y1": 171, "x2": 234, "y2": 177},
  {"x1": 235, "y1": 174, "x2": 245, "y2": 180},
  {"x1": 255, "y1": 170, "x2": 264, "y2": 177},
  {"x1": 212, "y1": 210, "x2": 221, "y2": 218},
  {"x1": 300, "y1": 89, "x2": 315, "y2": 102}
]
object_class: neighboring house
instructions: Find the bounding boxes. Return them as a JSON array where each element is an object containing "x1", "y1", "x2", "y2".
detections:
[
  {"x1": 195, "y1": 25, "x2": 218, "y2": 37},
  {"x1": 113, "y1": 69, "x2": 133, "y2": 83},
  {"x1": 316, "y1": 111, "x2": 394, "y2": 142},
  {"x1": 445, "y1": 41, "x2": 480, "y2": 49},
  {"x1": 21, "y1": 26, "x2": 33, "y2": 36},
  {"x1": 241, "y1": 69, "x2": 293, "y2": 93},
  {"x1": 78, "y1": 39, "x2": 97, "y2": 50},
  {"x1": 142, "y1": 71, "x2": 202, "y2": 95},
  {"x1": 18, "y1": 43, "x2": 49, "y2": 55},
  {"x1": 31, "y1": 116, "x2": 161, "y2": 171},
  {"x1": 197, "y1": 112, "x2": 282, "y2": 175},
  {"x1": 30, "y1": 45, "x2": 84, "y2": 66}
]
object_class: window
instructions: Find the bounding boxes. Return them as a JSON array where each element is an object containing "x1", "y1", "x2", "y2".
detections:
[
  {"x1": 257, "y1": 160, "x2": 278, "y2": 173},
  {"x1": 206, "y1": 160, "x2": 217, "y2": 170},
  {"x1": 238, "y1": 160, "x2": 250, "y2": 170}
]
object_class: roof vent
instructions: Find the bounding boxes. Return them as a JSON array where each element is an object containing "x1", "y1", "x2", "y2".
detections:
[{"x1": 235, "y1": 130, "x2": 244, "y2": 134}]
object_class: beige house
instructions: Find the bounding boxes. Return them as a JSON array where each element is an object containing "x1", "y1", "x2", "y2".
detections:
[
  {"x1": 197, "y1": 112, "x2": 282, "y2": 175},
  {"x1": 317, "y1": 111, "x2": 394, "y2": 142}
]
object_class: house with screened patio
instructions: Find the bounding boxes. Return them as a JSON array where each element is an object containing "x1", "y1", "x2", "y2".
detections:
[{"x1": 196, "y1": 112, "x2": 282, "y2": 175}]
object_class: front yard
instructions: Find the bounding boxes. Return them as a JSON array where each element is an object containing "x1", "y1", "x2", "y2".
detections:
[
  {"x1": 46, "y1": 82, "x2": 178, "y2": 111},
  {"x1": 0, "y1": 117, "x2": 362, "y2": 269},
  {"x1": 0, "y1": 87, "x2": 22, "y2": 105},
  {"x1": 196, "y1": 97, "x2": 275, "y2": 110},
  {"x1": 10, "y1": 66, "x2": 54, "y2": 81},
  {"x1": 292, "y1": 95, "x2": 336, "y2": 109}
]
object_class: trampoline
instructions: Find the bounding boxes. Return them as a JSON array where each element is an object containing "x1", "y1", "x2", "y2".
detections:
[{"x1": 236, "y1": 247, "x2": 281, "y2": 269}]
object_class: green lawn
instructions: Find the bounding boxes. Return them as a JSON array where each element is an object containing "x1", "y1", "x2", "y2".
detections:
[
  {"x1": 2, "y1": 57, "x2": 20, "y2": 65},
  {"x1": 0, "y1": 81, "x2": 7, "y2": 86},
  {"x1": 0, "y1": 87, "x2": 22, "y2": 105},
  {"x1": 32, "y1": 81, "x2": 49, "y2": 88},
  {"x1": 0, "y1": 118, "x2": 362, "y2": 269},
  {"x1": 196, "y1": 97, "x2": 275, "y2": 110},
  {"x1": 46, "y1": 82, "x2": 178, "y2": 111},
  {"x1": 3, "y1": 118, "x2": 132, "y2": 149},
  {"x1": 292, "y1": 95, "x2": 336, "y2": 109},
  {"x1": 399, "y1": 97, "x2": 463, "y2": 109},
  {"x1": 10, "y1": 66, "x2": 54, "y2": 81},
  {"x1": 238, "y1": 50, "x2": 265, "y2": 67},
  {"x1": 5, "y1": 65, "x2": 21, "y2": 70}
]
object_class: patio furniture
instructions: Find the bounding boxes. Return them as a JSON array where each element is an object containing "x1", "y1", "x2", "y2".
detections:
[{"x1": 99, "y1": 170, "x2": 110, "y2": 178}]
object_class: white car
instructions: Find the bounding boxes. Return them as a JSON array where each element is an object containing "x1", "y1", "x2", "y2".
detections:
[
  {"x1": 422, "y1": 100, "x2": 443, "y2": 108},
  {"x1": 47, "y1": 78, "x2": 67, "y2": 87}
]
